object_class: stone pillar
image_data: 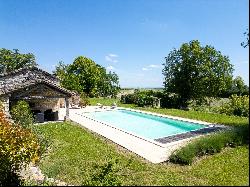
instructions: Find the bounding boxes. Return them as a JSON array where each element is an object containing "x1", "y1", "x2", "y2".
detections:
[
  {"x1": 152, "y1": 97, "x2": 161, "y2": 108},
  {"x1": 156, "y1": 98, "x2": 161, "y2": 108},
  {"x1": 65, "y1": 97, "x2": 70, "y2": 121},
  {"x1": 0, "y1": 95, "x2": 11, "y2": 118}
]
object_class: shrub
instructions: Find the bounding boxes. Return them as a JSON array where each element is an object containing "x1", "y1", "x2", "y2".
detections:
[
  {"x1": 159, "y1": 92, "x2": 182, "y2": 108},
  {"x1": 121, "y1": 90, "x2": 163, "y2": 107},
  {"x1": 0, "y1": 105, "x2": 41, "y2": 185},
  {"x1": 135, "y1": 92, "x2": 155, "y2": 107},
  {"x1": 79, "y1": 92, "x2": 90, "y2": 107},
  {"x1": 10, "y1": 100, "x2": 34, "y2": 128},
  {"x1": 169, "y1": 126, "x2": 249, "y2": 165},
  {"x1": 120, "y1": 93, "x2": 137, "y2": 104},
  {"x1": 217, "y1": 94, "x2": 249, "y2": 117},
  {"x1": 70, "y1": 94, "x2": 80, "y2": 106},
  {"x1": 84, "y1": 159, "x2": 121, "y2": 186},
  {"x1": 169, "y1": 144, "x2": 197, "y2": 165}
]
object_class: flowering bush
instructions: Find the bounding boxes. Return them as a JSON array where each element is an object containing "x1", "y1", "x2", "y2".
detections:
[{"x1": 0, "y1": 104, "x2": 40, "y2": 185}]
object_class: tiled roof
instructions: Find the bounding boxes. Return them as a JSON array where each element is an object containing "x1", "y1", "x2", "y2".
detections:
[{"x1": 0, "y1": 67, "x2": 73, "y2": 96}]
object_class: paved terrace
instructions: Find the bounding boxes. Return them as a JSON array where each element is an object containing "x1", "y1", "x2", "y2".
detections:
[{"x1": 58, "y1": 106, "x2": 226, "y2": 163}]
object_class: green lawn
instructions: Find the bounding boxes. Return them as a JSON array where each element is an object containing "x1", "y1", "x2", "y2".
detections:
[
  {"x1": 34, "y1": 121, "x2": 249, "y2": 186},
  {"x1": 31, "y1": 98, "x2": 248, "y2": 185},
  {"x1": 88, "y1": 97, "x2": 136, "y2": 108}
]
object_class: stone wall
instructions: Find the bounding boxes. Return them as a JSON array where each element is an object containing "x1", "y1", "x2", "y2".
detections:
[{"x1": 27, "y1": 98, "x2": 61, "y2": 113}]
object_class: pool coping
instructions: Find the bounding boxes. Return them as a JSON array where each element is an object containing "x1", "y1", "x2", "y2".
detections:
[
  {"x1": 77, "y1": 107, "x2": 228, "y2": 147},
  {"x1": 62, "y1": 107, "x2": 229, "y2": 163}
]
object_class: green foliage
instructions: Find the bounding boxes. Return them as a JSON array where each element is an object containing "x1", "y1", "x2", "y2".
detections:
[
  {"x1": 121, "y1": 90, "x2": 182, "y2": 108},
  {"x1": 9, "y1": 100, "x2": 48, "y2": 156},
  {"x1": 217, "y1": 94, "x2": 249, "y2": 117},
  {"x1": 10, "y1": 100, "x2": 34, "y2": 129},
  {"x1": 187, "y1": 97, "x2": 222, "y2": 113},
  {"x1": 241, "y1": 29, "x2": 249, "y2": 48},
  {"x1": 79, "y1": 92, "x2": 90, "y2": 107},
  {"x1": 97, "y1": 66, "x2": 120, "y2": 98},
  {"x1": 169, "y1": 126, "x2": 249, "y2": 165},
  {"x1": 54, "y1": 57, "x2": 120, "y2": 97},
  {"x1": 0, "y1": 105, "x2": 40, "y2": 186},
  {"x1": 163, "y1": 40, "x2": 234, "y2": 107},
  {"x1": 84, "y1": 159, "x2": 122, "y2": 186},
  {"x1": 0, "y1": 48, "x2": 37, "y2": 73},
  {"x1": 220, "y1": 76, "x2": 249, "y2": 97},
  {"x1": 120, "y1": 90, "x2": 158, "y2": 107}
]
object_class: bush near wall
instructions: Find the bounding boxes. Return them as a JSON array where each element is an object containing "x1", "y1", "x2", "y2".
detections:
[
  {"x1": 120, "y1": 90, "x2": 181, "y2": 108},
  {"x1": 79, "y1": 92, "x2": 90, "y2": 107},
  {"x1": 217, "y1": 94, "x2": 249, "y2": 117},
  {"x1": 169, "y1": 126, "x2": 249, "y2": 165},
  {"x1": 0, "y1": 105, "x2": 41, "y2": 185},
  {"x1": 10, "y1": 100, "x2": 34, "y2": 129}
]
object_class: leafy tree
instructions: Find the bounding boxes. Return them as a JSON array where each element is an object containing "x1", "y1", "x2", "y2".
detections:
[
  {"x1": 232, "y1": 76, "x2": 247, "y2": 96},
  {"x1": 107, "y1": 71, "x2": 120, "y2": 98},
  {"x1": 162, "y1": 40, "x2": 234, "y2": 107},
  {"x1": 54, "y1": 56, "x2": 120, "y2": 97},
  {"x1": 98, "y1": 70, "x2": 120, "y2": 98},
  {"x1": 0, "y1": 48, "x2": 37, "y2": 73},
  {"x1": 241, "y1": 29, "x2": 249, "y2": 48},
  {"x1": 221, "y1": 76, "x2": 249, "y2": 97}
]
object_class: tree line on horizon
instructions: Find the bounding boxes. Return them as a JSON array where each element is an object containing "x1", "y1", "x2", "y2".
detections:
[{"x1": 0, "y1": 32, "x2": 248, "y2": 105}]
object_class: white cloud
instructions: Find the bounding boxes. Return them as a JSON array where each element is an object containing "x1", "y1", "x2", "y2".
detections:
[
  {"x1": 105, "y1": 54, "x2": 119, "y2": 63},
  {"x1": 107, "y1": 65, "x2": 115, "y2": 70},
  {"x1": 109, "y1": 54, "x2": 118, "y2": 57},
  {"x1": 142, "y1": 64, "x2": 163, "y2": 71},
  {"x1": 148, "y1": 64, "x2": 162, "y2": 68}
]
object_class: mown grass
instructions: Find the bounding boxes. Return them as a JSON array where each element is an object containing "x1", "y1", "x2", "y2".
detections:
[
  {"x1": 89, "y1": 98, "x2": 248, "y2": 127},
  {"x1": 34, "y1": 122, "x2": 249, "y2": 186},
  {"x1": 133, "y1": 108, "x2": 249, "y2": 127}
]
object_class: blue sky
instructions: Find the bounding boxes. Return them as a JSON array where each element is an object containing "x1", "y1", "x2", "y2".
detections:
[{"x1": 0, "y1": 0, "x2": 249, "y2": 88}]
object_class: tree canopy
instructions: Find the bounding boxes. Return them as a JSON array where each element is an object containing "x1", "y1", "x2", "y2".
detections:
[
  {"x1": 54, "y1": 56, "x2": 120, "y2": 97},
  {"x1": 162, "y1": 40, "x2": 234, "y2": 106},
  {"x1": 221, "y1": 76, "x2": 249, "y2": 97},
  {"x1": 241, "y1": 29, "x2": 249, "y2": 48},
  {"x1": 0, "y1": 48, "x2": 37, "y2": 73}
]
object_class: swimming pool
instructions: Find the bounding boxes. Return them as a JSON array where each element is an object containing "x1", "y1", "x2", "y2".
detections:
[{"x1": 84, "y1": 109, "x2": 207, "y2": 140}]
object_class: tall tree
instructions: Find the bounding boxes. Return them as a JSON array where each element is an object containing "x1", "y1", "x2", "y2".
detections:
[
  {"x1": 0, "y1": 48, "x2": 37, "y2": 73},
  {"x1": 162, "y1": 40, "x2": 234, "y2": 107},
  {"x1": 54, "y1": 56, "x2": 120, "y2": 97}
]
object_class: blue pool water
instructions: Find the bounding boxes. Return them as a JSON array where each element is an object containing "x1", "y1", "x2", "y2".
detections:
[{"x1": 84, "y1": 109, "x2": 206, "y2": 140}]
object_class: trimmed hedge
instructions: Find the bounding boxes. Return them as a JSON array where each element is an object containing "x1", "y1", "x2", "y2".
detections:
[{"x1": 169, "y1": 126, "x2": 249, "y2": 165}]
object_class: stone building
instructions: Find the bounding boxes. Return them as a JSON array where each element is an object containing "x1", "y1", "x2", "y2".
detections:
[{"x1": 0, "y1": 67, "x2": 73, "y2": 122}]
